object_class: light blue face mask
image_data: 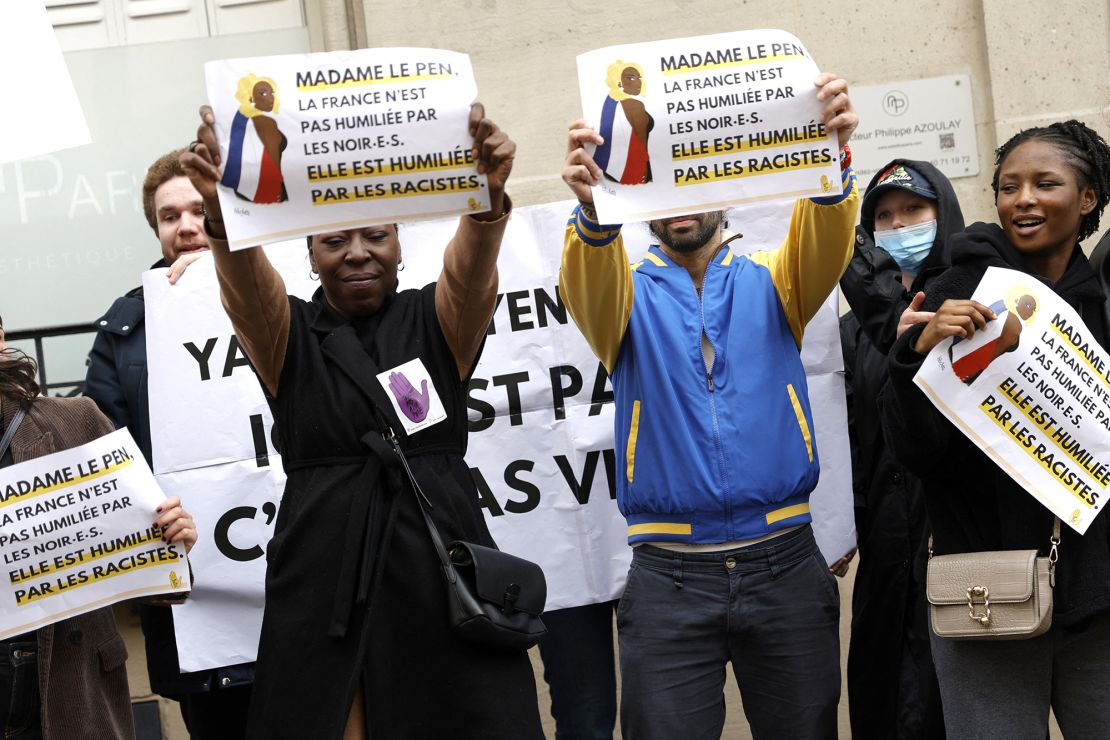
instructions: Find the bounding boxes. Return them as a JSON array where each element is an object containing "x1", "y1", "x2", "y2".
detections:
[{"x1": 874, "y1": 219, "x2": 937, "y2": 276}]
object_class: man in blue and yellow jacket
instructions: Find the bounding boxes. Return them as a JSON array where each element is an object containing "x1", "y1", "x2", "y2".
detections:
[{"x1": 559, "y1": 72, "x2": 859, "y2": 740}]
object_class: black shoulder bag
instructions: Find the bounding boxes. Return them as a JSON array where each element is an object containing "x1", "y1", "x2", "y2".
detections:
[{"x1": 378, "y1": 426, "x2": 547, "y2": 651}]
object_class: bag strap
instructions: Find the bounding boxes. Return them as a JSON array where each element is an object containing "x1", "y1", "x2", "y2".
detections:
[
  {"x1": 0, "y1": 401, "x2": 28, "y2": 463},
  {"x1": 928, "y1": 516, "x2": 1062, "y2": 564}
]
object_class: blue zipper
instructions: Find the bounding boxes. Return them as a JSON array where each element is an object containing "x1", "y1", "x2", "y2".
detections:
[{"x1": 697, "y1": 259, "x2": 732, "y2": 539}]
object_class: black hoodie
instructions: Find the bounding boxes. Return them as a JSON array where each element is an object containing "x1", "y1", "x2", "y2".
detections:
[
  {"x1": 839, "y1": 163, "x2": 958, "y2": 737},
  {"x1": 884, "y1": 222, "x2": 1110, "y2": 627},
  {"x1": 841, "y1": 159, "x2": 966, "y2": 354}
]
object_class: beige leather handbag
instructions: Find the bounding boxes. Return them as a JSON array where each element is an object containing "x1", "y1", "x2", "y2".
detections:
[{"x1": 926, "y1": 519, "x2": 1059, "y2": 640}]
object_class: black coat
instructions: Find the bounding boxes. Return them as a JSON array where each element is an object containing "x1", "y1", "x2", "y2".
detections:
[
  {"x1": 884, "y1": 223, "x2": 1110, "y2": 627},
  {"x1": 83, "y1": 265, "x2": 254, "y2": 696},
  {"x1": 245, "y1": 285, "x2": 543, "y2": 740},
  {"x1": 840, "y1": 160, "x2": 960, "y2": 739}
]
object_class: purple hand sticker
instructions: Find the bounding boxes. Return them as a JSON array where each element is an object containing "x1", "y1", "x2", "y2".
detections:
[{"x1": 388, "y1": 371, "x2": 430, "y2": 423}]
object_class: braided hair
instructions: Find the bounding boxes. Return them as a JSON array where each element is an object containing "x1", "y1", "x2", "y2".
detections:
[{"x1": 992, "y1": 120, "x2": 1110, "y2": 243}]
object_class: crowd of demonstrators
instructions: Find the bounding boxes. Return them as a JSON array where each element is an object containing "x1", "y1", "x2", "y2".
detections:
[
  {"x1": 559, "y1": 72, "x2": 858, "y2": 740},
  {"x1": 839, "y1": 160, "x2": 964, "y2": 739},
  {"x1": 9, "y1": 37, "x2": 1110, "y2": 739},
  {"x1": 883, "y1": 120, "x2": 1110, "y2": 737},
  {"x1": 177, "y1": 102, "x2": 545, "y2": 740},
  {"x1": 0, "y1": 318, "x2": 197, "y2": 740},
  {"x1": 83, "y1": 150, "x2": 255, "y2": 738}
]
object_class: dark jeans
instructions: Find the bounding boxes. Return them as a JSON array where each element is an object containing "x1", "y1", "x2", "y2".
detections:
[
  {"x1": 178, "y1": 684, "x2": 252, "y2": 739},
  {"x1": 537, "y1": 601, "x2": 619, "y2": 740},
  {"x1": 618, "y1": 525, "x2": 841, "y2": 740},
  {"x1": 0, "y1": 640, "x2": 41, "y2": 739}
]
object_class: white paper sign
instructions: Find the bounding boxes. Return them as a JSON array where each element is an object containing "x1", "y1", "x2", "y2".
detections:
[
  {"x1": 0, "y1": 429, "x2": 188, "y2": 639},
  {"x1": 576, "y1": 29, "x2": 841, "y2": 224},
  {"x1": 0, "y1": 2, "x2": 90, "y2": 164},
  {"x1": 915, "y1": 267, "x2": 1110, "y2": 533},
  {"x1": 144, "y1": 245, "x2": 316, "y2": 672},
  {"x1": 204, "y1": 48, "x2": 490, "y2": 250}
]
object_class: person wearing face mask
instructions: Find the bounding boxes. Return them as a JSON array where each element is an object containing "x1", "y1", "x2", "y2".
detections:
[{"x1": 838, "y1": 160, "x2": 965, "y2": 740}]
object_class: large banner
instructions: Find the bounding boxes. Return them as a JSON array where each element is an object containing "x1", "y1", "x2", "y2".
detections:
[
  {"x1": 0, "y1": 429, "x2": 189, "y2": 639},
  {"x1": 576, "y1": 29, "x2": 841, "y2": 224},
  {"x1": 144, "y1": 247, "x2": 316, "y2": 672},
  {"x1": 144, "y1": 199, "x2": 854, "y2": 670},
  {"x1": 205, "y1": 48, "x2": 489, "y2": 250},
  {"x1": 915, "y1": 266, "x2": 1110, "y2": 533}
]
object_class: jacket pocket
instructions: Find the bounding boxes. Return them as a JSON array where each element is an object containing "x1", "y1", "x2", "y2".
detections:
[
  {"x1": 786, "y1": 384, "x2": 813, "y2": 463},
  {"x1": 626, "y1": 400, "x2": 641, "y2": 483},
  {"x1": 97, "y1": 632, "x2": 129, "y2": 673}
]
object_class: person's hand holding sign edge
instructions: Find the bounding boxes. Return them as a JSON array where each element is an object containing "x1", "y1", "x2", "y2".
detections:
[{"x1": 563, "y1": 72, "x2": 860, "y2": 206}]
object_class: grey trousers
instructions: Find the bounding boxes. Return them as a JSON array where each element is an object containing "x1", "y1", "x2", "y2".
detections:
[
  {"x1": 617, "y1": 524, "x2": 841, "y2": 740},
  {"x1": 930, "y1": 609, "x2": 1110, "y2": 739}
]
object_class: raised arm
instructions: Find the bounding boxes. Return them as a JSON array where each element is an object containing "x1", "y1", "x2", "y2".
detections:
[
  {"x1": 180, "y1": 106, "x2": 290, "y2": 397},
  {"x1": 435, "y1": 104, "x2": 515, "y2": 379},
  {"x1": 557, "y1": 121, "x2": 633, "y2": 374}
]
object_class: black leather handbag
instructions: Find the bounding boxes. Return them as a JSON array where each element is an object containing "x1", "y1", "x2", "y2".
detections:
[{"x1": 383, "y1": 427, "x2": 548, "y2": 651}]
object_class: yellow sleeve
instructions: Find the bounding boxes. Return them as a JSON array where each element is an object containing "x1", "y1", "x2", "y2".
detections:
[
  {"x1": 748, "y1": 168, "x2": 859, "y2": 347},
  {"x1": 559, "y1": 204, "x2": 633, "y2": 374}
]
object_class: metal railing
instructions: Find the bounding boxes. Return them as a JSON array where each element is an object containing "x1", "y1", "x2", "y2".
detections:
[{"x1": 6, "y1": 323, "x2": 96, "y2": 397}]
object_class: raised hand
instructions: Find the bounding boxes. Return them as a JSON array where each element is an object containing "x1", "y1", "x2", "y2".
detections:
[
  {"x1": 813, "y1": 72, "x2": 858, "y2": 149},
  {"x1": 562, "y1": 120, "x2": 605, "y2": 204},
  {"x1": 468, "y1": 102, "x2": 515, "y2": 220}
]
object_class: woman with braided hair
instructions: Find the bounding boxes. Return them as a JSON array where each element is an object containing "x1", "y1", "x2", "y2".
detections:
[{"x1": 882, "y1": 120, "x2": 1110, "y2": 738}]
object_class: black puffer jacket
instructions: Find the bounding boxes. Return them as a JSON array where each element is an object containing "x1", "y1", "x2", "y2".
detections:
[
  {"x1": 840, "y1": 160, "x2": 961, "y2": 739},
  {"x1": 884, "y1": 223, "x2": 1110, "y2": 627}
]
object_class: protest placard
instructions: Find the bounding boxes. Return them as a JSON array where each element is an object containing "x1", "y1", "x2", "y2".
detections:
[
  {"x1": 576, "y1": 29, "x2": 841, "y2": 224},
  {"x1": 204, "y1": 48, "x2": 489, "y2": 250},
  {"x1": 0, "y1": 2, "x2": 90, "y2": 165},
  {"x1": 0, "y1": 428, "x2": 188, "y2": 640},
  {"x1": 144, "y1": 245, "x2": 315, "y2": 672},
  {"x1": 915, "y1": 266, "x2": 1110, "y2": 534}
]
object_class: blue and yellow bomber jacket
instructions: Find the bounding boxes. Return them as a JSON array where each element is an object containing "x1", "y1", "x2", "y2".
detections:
[{"x1": 560, "y1": 170, "x2": 858, "y2": 545}]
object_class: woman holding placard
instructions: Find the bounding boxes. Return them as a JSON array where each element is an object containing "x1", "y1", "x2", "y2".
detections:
[
  {"x1": 0, "y1": 318, "x2": 197, "y2": 739},
  {"x1": 181, "y1": 103, "x2": 545, "y2": 739},
  {"x1": 882, "y1": 120, "x2": 1110, "y2": 737}
]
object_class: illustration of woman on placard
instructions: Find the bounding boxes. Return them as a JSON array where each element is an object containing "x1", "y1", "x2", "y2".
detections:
[
  {"x1": 949, "y1": 289, "x2": 1038, "y2": 385},
  {"x1": 594, "y1": 61, "x2": 654, "y2": 185},
  {"x1": 221, "y1": 74, "x2": 289, "y2": 204}
]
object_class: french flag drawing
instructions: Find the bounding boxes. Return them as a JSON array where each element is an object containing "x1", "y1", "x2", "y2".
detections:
[
  {"x1": 594, "y1": 97, "x2": 649, "y2": 185},
  {"x1": 221, "y1": 112, "x2": 284, "y2": 204},
  {"x1": 949, "y1": 299, "x2": 1011, "y2": 385}
]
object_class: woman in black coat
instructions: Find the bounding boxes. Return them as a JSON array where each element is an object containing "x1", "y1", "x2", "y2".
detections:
[
  {"x1": 181, "y1": 103, "x2": 545, "y2": 740},
  {"x1": 882, "y1": 121, "x2": 1110, "y2": 738}
]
